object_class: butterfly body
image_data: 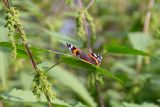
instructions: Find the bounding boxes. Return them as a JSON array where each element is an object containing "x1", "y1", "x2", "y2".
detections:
[{"x1": 66, "y1": 43, "x2": 102, "y2": 65}]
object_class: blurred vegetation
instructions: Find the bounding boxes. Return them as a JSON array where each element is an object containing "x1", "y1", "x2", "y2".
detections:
[{"x1": 0, "y1": 0, "x2": 160, "y2": 107}]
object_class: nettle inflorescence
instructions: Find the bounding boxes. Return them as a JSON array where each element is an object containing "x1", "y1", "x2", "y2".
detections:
[
  {"x1": 4, "y1": 7, "x2": 19, "y2": 59},
  {"x1": 32, "y1": 70, "x2": 56, "y2": 101},
  {"x1": 88, "y1": 73, "x2": 104, "y2": 87},
  {"x1": 77, "y1": 9, "x2": 86, "y2": 40},
  {"x1": 76, "y1": 9, "x2": 96, "y2": 41},
  {"x1": 5, "y1": 7, "x2": 28, "y2": 58},
  {"x1": 76, "y1": 8, "x2": 103, "y2": 87},
  {"x1": 4, "y1": 7, "x2": 56, "y2": 102},
  {"x1": 85, "y1": 11, "x2": 96, "y2": 39}
]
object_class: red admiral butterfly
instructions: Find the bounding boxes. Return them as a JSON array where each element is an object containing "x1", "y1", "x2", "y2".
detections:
[{"x1": 66, "y1": 43, "x2": 102, "y2": 65}]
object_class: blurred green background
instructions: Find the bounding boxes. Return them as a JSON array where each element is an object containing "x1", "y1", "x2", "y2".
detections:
[{"x1": 0, "y1": 0, "x2": 160, "y2": 107}]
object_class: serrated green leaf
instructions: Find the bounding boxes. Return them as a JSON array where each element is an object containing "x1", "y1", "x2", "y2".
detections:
[
  {"x1": 73, "y1": 102, "x2": 88, "y2": 107},
  {"x1": 0, "y1": 42, "x2": 47, "y2": 54},
  {"x1": 61, "y1": 56, "x2": 123, "y2": 84},
  {"x1": 0, "y1": 27, "x2": 9, "y2": 89},
  {"x1": 0, "y1": 42, "x2": 41, "y2": 60},
  {"x1": 105, "y1": 44, "x2": 149, "y2": 56},
  {"x1": 128, "y1": 32, "x2": 152, "y2": 51},
  {"x1": 47, "y1": 65, "x2": 96, "y2": 107},
  {"x1": 44, "y1": 29, "x2": 83, "y2": 47},
  {"x1": 0, "y1": 42, "x2": 29, "y2": 58},
  {"x1": 0, "y1": 49, "x2": 8, "y2": 89},
  {"x1": 0, "y1": 89, "x2": 71, "y2": 107},
  {"x1": 0, "y1": 42, "x2": 69, "y2": 56},
  {"x1": 123, "y1": 102, "x2": 159, "y2": 107},
  {"x1": 38, "y1": 62, "x2": 95, "y2": 107}
]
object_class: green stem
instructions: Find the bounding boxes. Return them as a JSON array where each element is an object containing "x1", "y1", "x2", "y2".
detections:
[
  {"x1": 95, "y1": 81, "x2": 105, "y2": 107},
  {"x1": 3, "y1": 0, "x2": 10, "y2": 8},
  {"x1": 2, "y1": 1, "x2": 53, "y2": 106},
  {"x1": 77, "y1": 0, "x2": 91, "y2": 51},
  {"x1": 46, "y1": 60, "x2": 64, "y2": 72},
  {"x1": 45, "y1": 93, "x2": 52, "y2": 107},
  {"x1": 86, "y1": 0, "x2": 94, "y2": 10}
]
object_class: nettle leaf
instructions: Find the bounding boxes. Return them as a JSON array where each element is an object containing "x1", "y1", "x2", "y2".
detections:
[
  {"x1": 0, "y1": 42, "x2": 28, "y2": 58},
  {"x1": 48, "y1": 65, "x2": 96, "y2": 107},
  {"x1": 73, "y1": 102, "x2": 88, "y2": 107},
  {"x1": 61, "y1": 56, "x2": 123, "y2": 84},
  {"x1": 0, "y1": 42, "x2": 48, "y2": 54},
  {"x1": 0, "y1": 27, "x2": 9, "y2": 89},
  {"x1": 123, "y1": 102, "x2": 159, "y2": 107},
  {"x1": 128, "y1": 32, "x2": 152, "y2": 51},
  {"x1": 38, "y1": 60, "x2": 96, "y2": 107},
  {"x1": 0, "y1": 42, "x2": 41, "y2": 60},
  {"x1": 0, "y1": 89, "x2": 71, "y2": 107},
  {"x1": 44, "y1": 29, "x2": 83, "y2": 47},
  {"x1": 0, "y1": 42, "x2": 69, "y2": 57},
  {"x1": 105, "y1": 44, "x2": 150, "y2": 56}
]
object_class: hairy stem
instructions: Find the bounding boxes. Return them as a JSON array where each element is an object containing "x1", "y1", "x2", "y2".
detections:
[
  {"x1": 136, "y1": 0, "x2": 154, "y2": 72},
  {"x1": 77, "y1": 0, "x2": 105, "y2": 107},
  {"x1": 77, "y1": 0, "x2": 91, "y2": 51},
  {"x1": 143, "y1": 0, "x2": 154, "y2": 33},
  {"x1": 2, "y1": 0, "x2": 52, "y2": 106},
  {"x1": 3, "y1": 0, "x2": 10, "y2": 8},
  {"x1": 3, "y1": 0, "x2": 38, "y2": 73},
  {"x1": 77, "y1": 0, "x2": 83, "y2": 8},
  {"x1": 16, "y1": 27, "x2": 38, "y2": 73},
  {"x1": 45, "y1": 93, "x2": 52, "y2": 107},
  {"x1": 86, "y1": 0, "x2": 94, "y2": 10},
  {"x1": 96, "y1": 82, "x2": 105, "y2": 107}
]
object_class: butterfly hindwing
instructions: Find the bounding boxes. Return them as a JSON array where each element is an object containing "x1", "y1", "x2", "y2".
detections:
[{"x1": 88, "y1": 52, "x2": 102, "y2": 65}]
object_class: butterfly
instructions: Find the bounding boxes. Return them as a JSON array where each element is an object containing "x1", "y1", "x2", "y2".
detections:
[{"x1": 66, "y1": 43, "x2": 102, "y2": 65}]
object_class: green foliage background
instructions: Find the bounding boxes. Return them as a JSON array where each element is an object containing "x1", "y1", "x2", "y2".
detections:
[{"x1": 0, "y1": 0, "x2": 160, "y2": 107}]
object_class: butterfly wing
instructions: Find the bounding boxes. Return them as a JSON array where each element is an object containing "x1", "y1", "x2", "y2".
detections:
[
  {"x1": 66, "y1": 43, "x2": 80, "y2": 56},
  {"x1": 88, "y1": 52, "x2": 102, "y2": 65},
  {"x1": 66, "y1": 43, "x2": 102, "y2": 65}
]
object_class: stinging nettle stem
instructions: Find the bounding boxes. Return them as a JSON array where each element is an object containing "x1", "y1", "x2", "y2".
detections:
[
  {"x1": 77, "y1": 0, "x2": 92, "y2": 51},
  {"x1": 143, "y1": 0, "x2": 154, "y2": 33},
  {"x1": 136, "y1": 0, "x2": 154, "y2": 72},
  {"x1": 86, "y1": 0, "x2": 94, "y2": 10},
  {"x1": 2, "y1": 0, "x2": 52, "y2": 106},
  {"x1": 77, "y1": 0, "x2": 105, "y2": 107},
  {"x1": 3, "y1": 0, "x2": 38, "y2": 73},
  {"x1": 3, "y1": 0, "x2": 10, "y2": 8}
]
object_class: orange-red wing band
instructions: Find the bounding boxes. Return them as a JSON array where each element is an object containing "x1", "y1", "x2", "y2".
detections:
[{"x1": 88, "y1": 53, "x2": 99, "y2": 65}]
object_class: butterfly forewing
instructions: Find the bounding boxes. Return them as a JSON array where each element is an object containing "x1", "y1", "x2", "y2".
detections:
[{"x1": 66, "y1": 43, "x2": 102, "y2": 65}]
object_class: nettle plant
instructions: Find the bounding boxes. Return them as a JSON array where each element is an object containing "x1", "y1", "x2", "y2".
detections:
[
  {"x1": 3, "y1": 1, "x2": 55, "y2": 106},
  {"x1": 0, "y1": 0, "x2": 155, "y2": 107}
]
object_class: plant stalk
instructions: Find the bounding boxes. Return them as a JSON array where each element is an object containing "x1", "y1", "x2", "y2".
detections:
[
  {"x1": 77, "y1": 0, "x2": 91, "y2": 51},
  {"x1": 77, "y1": 0, "x2": 105, "y2": 107},
  {"x1": 2, "y1": 0, "x2": 52, "y2": 106},
  {"x1": 136, "y1": 0, "x2": 154, "y2": 72}
]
